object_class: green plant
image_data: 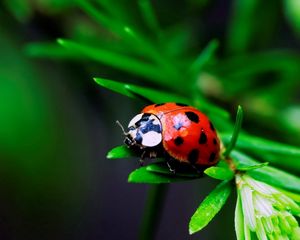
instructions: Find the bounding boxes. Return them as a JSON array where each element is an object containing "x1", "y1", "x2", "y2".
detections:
[{"x1": 23, "y1": 0, "x2": 300, "y2": 239}]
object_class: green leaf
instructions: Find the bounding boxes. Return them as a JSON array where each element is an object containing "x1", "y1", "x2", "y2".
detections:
[
  {"x1": 94, "y1": 77, "x2": 230, "y2": 124},
  {"x1": 77, "y1": 0, "x2": 180, "y2": 81},
  {"x1": 146, "y1": 162, "x2": 200, "y2": 178},
  {"x1": 138, "y1": 0, "x2": 161, "y2": 38},
  {"x1": 58, "y1": 39, "x2": 169, "y2": 84},
  {"x1": 213, "y1": 51, "x2": 300, "y2": 96},
  {"x1": 193, "y1": 95, "x2": 230, "y2": 121},
  {"x1": 236, "y1": 162, "x2": 269, "y2": 171},
  {"x1": 248, "y1": 167, "x2": 300, "y2": 194},
  {"x1": 189, "y1": 39, "x2": 219, "y2": 76},
  {"x1": 24, "y1": 42, "x2": 81, "y2": 59},
  {"x1": 94, "y1": 78, "x2": 135, "y2": 98},
  {"x1": 204, "y1": 166, "x2": 234, "y2": 180},
  {"x1": 231, "y1": 150, "x2": 300, "y2": 193},
  {"x1": 125, "y1": 84, "x2": 190, "y2": 104},
  {"x1": 128, "y1": 165, "x2": 194, "y2": 184},
  {"x1": 235, "y1": 192, "x2": 245, "y2": 240},
  {"x1": 223, "y1": 105, "x2": 243, "y2": 157},
  {"x1": 223, "y1": 133, "x2": 300, "y2": 172},
  {"x1": 225, "y1": 0, "x2": 260, "y2": 54},
  {"x1": 94, "y1": 77, "x2": 190, "y2": 103},
  {"x1": 189, "y1": 181, "x2": 232, "y2": 234},
  {"x1": 107, "y1": 145, "x2": 137, "y2": 159}
]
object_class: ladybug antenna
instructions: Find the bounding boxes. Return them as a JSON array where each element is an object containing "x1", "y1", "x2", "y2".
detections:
[{"x1": 116, "y1": 120, "x2": 127, "y2": 135}]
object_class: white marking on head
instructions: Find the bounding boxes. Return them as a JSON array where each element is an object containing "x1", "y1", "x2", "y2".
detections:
[
  {"x1": 127, "y1": 113, "x2": 162, "y2": 147},
  {"x1": 128, "y1": 113, "x2": 143, "y2": 129},
  {"x1": 141, "y1": 131, "x2": 162, "y2": 147}
]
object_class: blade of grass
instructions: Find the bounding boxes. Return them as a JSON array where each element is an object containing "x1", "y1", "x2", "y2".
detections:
[
  {"x1": 146, "y1": 162, "x2": 200, "y2": 178},
  {"x1": 193, "y1": 95, "x2": 230, "y2": 120},
  {"x1": 138, "y1": 0, "x2": 162, "y2": 40},
  {"x1": 222, "y1": 133, "x2": 300, "y2": 172},
  {"x1": 95, "y1": 0, "x2": 127, "y2": 22},
  {"x1": 24, "y1": 42, "x2": 81, "y2": 59},
  {"x1": 204, "y1": 166, "x2": 234, "y2": 180},
  {"x1": 189, "y1": 180, "x2": 232, "y2": 234},
  {"x1": 214, "y1": 51, "x2": 300, "y2": 82},
  {"x1": 122, "y1": 26, "x2": 180, "y2": 81},
  {"x1": 76, "y1": 0, "x2": 123, "y2": 35},
  {"x1": 94, "y1": 78, "x2": 135, "y2": 98},
  {"x1": 58, "y1": 39, "x2": 170, "y2": 83},
  {"x1": 128, "y1": 165, "x2": 195, "y2": 184},
  {"x1": 223, "y1": 105, "x2": 243, "y2": 157},
  {"x1": 77, "y1": 0, "x2": 180, "y2": 81},
  {"x1": 189, "y1": 39, "x2": 219, "y2": 76},
  {"x1": 94, "y1": 77, "x2": 231, "y2": 123},
  {"x1": 94, "y1": 77, "x2": 190, "y2": 103},
  {"x1": 226, "y1": 0, "x2": 260, "y2": 54},
  {"x1": 125, "y1": 84, "x2": 190, "y2": 104},
  {"x1": 231, "y1": 150, "x2": 300, "y2": 193},
  {"x1": 236, "y1": 162, "x2": 269, "y2": 171}
]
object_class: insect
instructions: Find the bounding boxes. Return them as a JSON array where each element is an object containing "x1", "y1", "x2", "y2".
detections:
[{"x1": 118, "y1": 102, "x2": 220, "y2": 171}]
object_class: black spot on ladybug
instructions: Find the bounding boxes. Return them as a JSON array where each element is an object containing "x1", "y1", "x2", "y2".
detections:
[
  {"x1": 199, "y1": 131, "x2": 207, "y2": 144},
  {"x1": 142, "y1": 113, "x2": 151, "y2": 119},
  {"x1": 155, "y1": 103, "x2": 165, "y2": 107},
  {"x1": 213, "y1": 138, "x2": 217, "y2": 145},
  {"x1": 173, "y1": 122, "x2": 183, "y2": 130},
  {"x1": 208, "y1": 152, "x2": 216, "y2": 162},
  {"x1": 188, "y1": 149, "x2": 199, "y2": 164},
  {"x1": 185, "y1": 111, "x2": 199, "y2": 123},
  {"x1": 174, "y1": 136, "x2": 184, "y2": 146},
  {"x1": 175, "y1": 103, "x2": 188, "y2": 107},
  {"x1": 135, "y1": 113, "x2": 152, "y2": 127},
  {"x1": 209, "y1": 121, "x2": 215, "y2": 131}
]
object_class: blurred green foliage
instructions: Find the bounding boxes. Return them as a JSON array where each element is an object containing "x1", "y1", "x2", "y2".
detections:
[{"x1": 1, "y1": 0, "x2": 300, "y2": 239}]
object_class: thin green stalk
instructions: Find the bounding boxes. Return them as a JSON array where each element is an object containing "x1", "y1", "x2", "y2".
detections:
[
  {"x1": 138, "y1": 0, "x2": 163, "y2": 41},
  {"x1": 24, "y1": 42, "x2": 80, "y2": 59},
  {"x1": 139, "y1": 184, "x2": 168, "y2": 240},
  {"x1": 77, "y1": 0, "x2": 181, "y2": 83},
  {"x1": 95, "y1": 0, "x2": 127, "y2": 22},
  {"x1": 189, "y1": 39, "x2": 219, "y2": 77},
  {"x1": 57, "y1": 39, "x2": 170, "y2": 84},
  {"x1": 223, "y1": 105, "x2": 243, "y2": 157},
  {"x1": 122, "y1": 27, "x2": 179, "y2": 79}
]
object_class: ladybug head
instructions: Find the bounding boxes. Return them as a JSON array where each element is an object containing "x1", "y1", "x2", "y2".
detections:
[{"x1": 117, "y1": 113, "x2": 162, "y2": 149}]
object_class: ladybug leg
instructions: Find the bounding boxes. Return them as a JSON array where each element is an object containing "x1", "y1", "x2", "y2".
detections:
[
  {"x1": 139, "y1": 151, "x2": 147, "y2": 166},
  {"x1": 149, "y1": 151, "x2": 157, "y2": 159},
  {"x1": 190, "y1": 164, "x2": 205, "y2": 176},
  {"x1": 166, "y1": 161, "x2": 176, "y2": 174}
]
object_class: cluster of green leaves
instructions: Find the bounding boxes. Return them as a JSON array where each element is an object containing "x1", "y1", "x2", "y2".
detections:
[
  {"x1": 21, "y1": 0, "x2": 300, "y2": 145},
  {"x1": 20, "y1": 0, "x2": 300, "y2": 238}
]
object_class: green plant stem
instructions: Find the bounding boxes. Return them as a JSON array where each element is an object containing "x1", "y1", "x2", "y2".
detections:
[
  {"x1": 139, "y1": 184, "x2": 168, "y2": 240},
  {"x1": 223, "y1": 105, "x2": 243, "y2": 157}
]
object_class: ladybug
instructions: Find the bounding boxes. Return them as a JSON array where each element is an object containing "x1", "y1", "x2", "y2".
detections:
[{"x1": 119, "y1": 102, "x2": 220, "y2": 170}]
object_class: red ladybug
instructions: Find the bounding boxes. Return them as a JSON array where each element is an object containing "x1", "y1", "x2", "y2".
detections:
[{"x1": 120, "y1": 102, "x2": 220, "y2": 169}]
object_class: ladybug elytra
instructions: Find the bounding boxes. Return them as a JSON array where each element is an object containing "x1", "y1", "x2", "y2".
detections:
[{"x1": 120, "y1": 102, "x2": 221, "y2": 170}]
